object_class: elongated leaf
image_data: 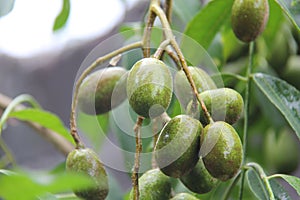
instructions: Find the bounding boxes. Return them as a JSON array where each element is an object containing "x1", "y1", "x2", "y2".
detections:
[
  {"x1": 274, "y1": 0, "x2": 300, "y2": 31},
  {"x1": 269, "y1": 178, "x2": 292, "y2": 200},
  {"x1": 0, "y1": 0, "x2": 15, "y2": 17},
  {"x1": 183, "y1": 0, "x2": 234, "y2": 49},
  {"x1": 253, "y1": 73, "x2": 300, "y2": 139},
  {"x1": 247, "y1": 170, "x2": 268, "y2": 200},
  {"x1": 270, "y1": 174, "x2": 300, "y2": 196},
  {"x1": 53, "y1": 0, "x2": 70, "y2": 31},
  {"x1": 9, "y1": 108, "x2": 74, "y2": 144}
]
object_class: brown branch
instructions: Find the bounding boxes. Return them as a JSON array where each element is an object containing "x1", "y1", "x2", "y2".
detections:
[{"x1": 0, "y1": 93, "x2": 74, "y2": 156}]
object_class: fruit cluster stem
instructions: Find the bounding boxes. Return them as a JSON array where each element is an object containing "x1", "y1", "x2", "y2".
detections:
[
  {"x1": 69, "y1": 41, "x2": 142, "y2": 149},
  {"x1": 151, "y1": 3, "x2": 213, "y2": 124},
  {"x1": 132, "y1": 116, "x2": 144, "y2": 200}
]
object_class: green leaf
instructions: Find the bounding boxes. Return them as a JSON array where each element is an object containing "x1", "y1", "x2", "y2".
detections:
[
  {"x1": 0, "y1": 170, "x2": 94, "y2": 200},
  {"x1": 269, "y1": 178, "x2": 292, "y2": 200},
  {"x1": 53, "y1": 0, "x2": 70, "y2": 31},
  {"x1": 269, "y1": 174, "x2": 300, "y2": 196},
  {"x1": 9, "y1": 108, "x2": 74, "y2": 144},
  {"x1": 247, "y1": 170, "x2": 268, "y2": 200},
  {"x1": 173, "y1": 0, "x2": 201, "y2": 24},
  {"x1": 274, "y1": 0, "x2": 300, "y2": 31},
  {"x1": 0, "y1": 0, "x2": 15, "y2": 17},
  {"x1": 182, "y1": 0, "x2": 234, "y2": 49},
  {"x1": 253, "y1": 73, "x2": 300, "y2": 139}
]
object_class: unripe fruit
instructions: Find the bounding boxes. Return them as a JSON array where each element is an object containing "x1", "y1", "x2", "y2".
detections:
[
  {"x1": 200, "y1": 121, "x2": 243, "y2": 181},
  {"x1": 129, "y1": 168, "x2": 171, "y2": 200},
  {"x1": 127, "y1": 58, "x2": 173, "y2": 118},
  {"x1": 170, "y1": 193, "x2": 199, "y2": 200},
  {"x1": 231, "y1": 0, "x2": 269, "y2": 43},
  {"x1": 78, "y1": 67, "x2": 127, "y2": 115},
  {"x1": 66, "y1": 148, "x2": 108, "y2": 200},
  {"x1": 174, "y1": 67, "x2": 217, "y2": 108},
  {"x1": 180, "y1": 158, "x2": 218, "y2": 194},
  {"x1": 154, "y1": 115, "x2": 202, "y2": 178},
  {"x1": 187, "y1": 88, "x2": 243, "y2": 125}
]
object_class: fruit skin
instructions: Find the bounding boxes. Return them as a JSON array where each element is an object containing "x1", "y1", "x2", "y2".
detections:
[
  {"x1": 78, "y1": 67, "x2": 127, "y2": 115},
  {"x1": 154, "y1": 115, "x2": 202, "y2": 178},
  {"x1": 200, "y1": 121, "x2": 243, "y2": 181},
  {"x1": 127, "y1": 58, "x2": 173, "y2": 118},
  {"x1": 174, "y1": 67, "x2": 217, "y2": 108},
  {"x1": 231, "y1": 0, "x2": 269, "y2": 42},
  {"x1": 180, "y1": 158, "x2": 218, "y2": 194},
  {"x1": 187, "y1": 88, "x2": 244, "y2": 125},
  {"x1": 170, "y1": 193, "x2": 199, "y2": 200},
  {"x1": 66, "y1": 148, "x2": 108, "y2": 200},
  {"x1": 129, "y1": 168, "x2": 171, "y2": 200}
]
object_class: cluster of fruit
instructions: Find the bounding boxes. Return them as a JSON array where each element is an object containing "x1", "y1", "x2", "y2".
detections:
[{"x1": 63, "y1": 0, "x2": 271, "y2": 199}]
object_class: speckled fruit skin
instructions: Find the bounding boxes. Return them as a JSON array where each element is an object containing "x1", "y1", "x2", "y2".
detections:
[
  {"x1": 78, "y1": 67, "x2": 127, "y2": 115},
  {"x1": 170, "y1": 193, "x2": 199, "y2": 200},
  {"x1": 187, "y1": 88, "x2": 243, "y2": 125},
  {"x1": 231, "y1": 0, "x2": 269, "y2": 43},
  {"x1": 174, "y1": 67, "x2": 217, "y2": 108},
  {"x1": 180, "y1": 158, "x2": 218, "y2": 194},
  {"x1": 66, "y1": 148, "x2": 108, "y2": 200},
  {"x1": 200, "y1": 121, "x2": 243, "y2": 181},
  {"x1": 154, "y1": 115, "x2": 202, "y2": 178},
  {"x1": 127, "y1": 58, "x2": 173, "y2": 118},
  {"x1": 129, "y1": 168, "x2": 171, "y2": 200}
]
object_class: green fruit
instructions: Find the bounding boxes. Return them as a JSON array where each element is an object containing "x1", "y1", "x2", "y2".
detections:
[
  {"x1": 129, "y1": 168, "x2": 171, "y2": 200},
  {"x1": 200, "y1": 121, "x2": 243, "y2": 181},
  {"x1": 127, "y1": 58, "x2": 173, "y2": 118},
  {"x1": 187, "y1": 88, "x2": 244, "y2": 125},
  {"x1": 78, "y1": 67, "x2": 127, "y2": 115},
  {"x1": 66, "y1": 148, "x2": 108, "y2": 200},
  {"x1": 154, "y1": 115, "x2": 202, "y2": 178},
  {"x1": 174, "y1": 67, "x2": 217, "y2": 108},
  {"x1": 180, "y1": 158, "x2": 218, "y2": 194},
  {"x1": 170, "y1": 193, "x2": 199, "y2": 200},
  {"x1": 231, "y1": 0, "x2": 269, "y2": 42}
]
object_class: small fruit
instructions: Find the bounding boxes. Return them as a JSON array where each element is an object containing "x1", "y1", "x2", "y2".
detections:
[
  {"x1": 129, "y1": 168, "x2": 171, "y2": 200},
  {"x1": 66, "y1": 148, "x2": 108, "y2": 200},
  {"x1": 170, "y1": 193, "x2": 199, "y2": 200},
  {"x1": 174, "y1": 67, "x2": 217, "y2": 108},
  {"x1": 127, "y1": 58, "x2": 173, "y2": 118},
  {"x1": 78, "y1": 67, "x2": 127, "y2": 115},
  {"x1": 231, "y1": 0, "x2": 269, "y2": 42},
  {"x1": 180, "y1": 158, "x2": 218, "y2": 194},
  {"x1": 154, "y1": 115, "x2": 202, "y2": 178},
  {"x1": 200, "y1": 121, "x2": 243, "y2": 181},
  {"x1": 187, "y1": 88, "x2": 243, "y2": 125}
]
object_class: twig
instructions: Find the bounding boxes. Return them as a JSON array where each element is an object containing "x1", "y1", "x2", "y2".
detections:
[
  {"x1": 132, "y1": 116, "x2": 144, "y2": 200},
  {"x1": 164, "y1": 0, "x2": 173, "y2": 24},
  {"x1": 0, "y1": 93, "x2": 73, "y2": 156},
  {"x1": 153, "y1": 39, "x2": 171, "y2": 59}
]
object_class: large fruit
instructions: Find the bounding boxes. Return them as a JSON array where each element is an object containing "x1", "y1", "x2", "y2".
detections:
[
  {"x1": 174, "y1": 67, "x2": 217, "y2": 108},
  {"x1": 200, "y1": 121, "x2": 243, "y2": 181},
  {"x1": 129, "y1": 168, "x2": 171, "y2": 200},
  {"x1": 127, "y1": 58, "x2": 173, "y2": 118},
  {"x1": 170, "y1": 193, "x2": 199, "y2": 200},
  {"x1": 66, "y1": 148, "x2": 108, "y2": 200},
  {"x1": 187, "y1": 88, "x2": 244, "y2": 125},
  {"x1": 231, "y1": 0, "x2": 269, "y2": 43},
  {"x1": 180, "y1": 158, "x2": 218, "y2": 194},
  {"x1": 154, "y1": 115, "x2": 202, "y2": 178},
  {"x1": 78, "y1": 67, "x2": 127, "y2": 115}
]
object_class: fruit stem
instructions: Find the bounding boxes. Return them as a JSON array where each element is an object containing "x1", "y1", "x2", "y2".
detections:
[
  {"x1": 70, "y1": 41, "x2": 143, "y2": 149},
  {"x1": 132, "y1": 116, "x2": 144, "y2": 200},
  {"x1": 151, "y1": 3, "x2": 214, "y2": 124},
  {"x1": 142, "y1": 0, "x2": 158, "y2": 58},
  {"x1": 153, "y1": 39, "x2": 171, "y2": 59},
  {"x1": 108, "y1": 54, "x2": 122, "y2": 66},
  {"x1": 165, "y1": 46, "x2": 181, "y2": 70},
  {"x1": 239, "y1": 40, "x2": 255, "y2": 200},
  {"x1": 246, "y1": 162, "x2": 275, "y2": 200},
  {"x1": 164, "y1": 0, "x2": 173, "y2": 24}
]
